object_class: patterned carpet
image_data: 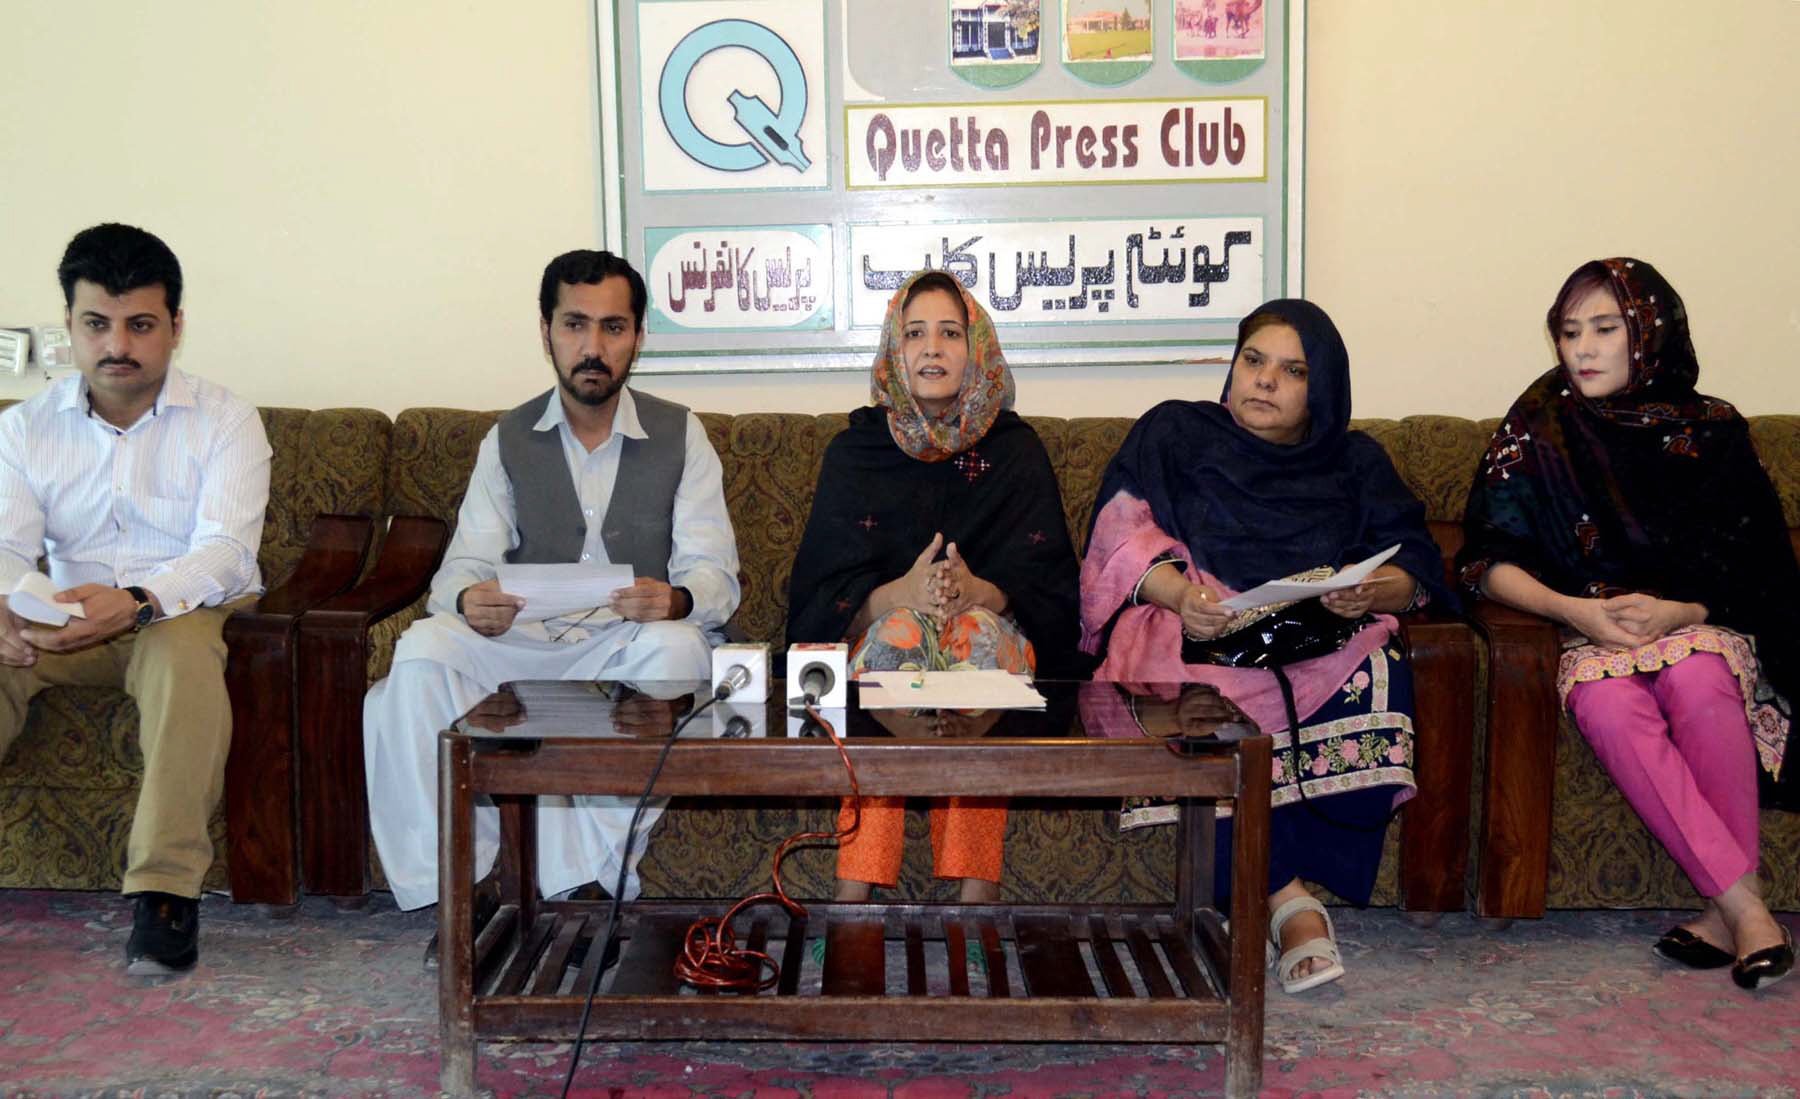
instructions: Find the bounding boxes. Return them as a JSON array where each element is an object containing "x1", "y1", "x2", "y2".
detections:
[{"x1": 0, "y1": 889, "x2": 1795, "y2": 1097}]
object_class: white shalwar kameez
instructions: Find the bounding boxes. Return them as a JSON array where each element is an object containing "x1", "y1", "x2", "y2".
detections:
[{"x1": 364, "y1": 389, "x2": 739, "y2": 910}]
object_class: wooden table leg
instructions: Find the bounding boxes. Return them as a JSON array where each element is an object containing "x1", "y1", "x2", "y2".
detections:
[
  {"x1": 1175, "y1": 797, "x2": 1216, "y2": 933},
  {"x1": 497, "y1": 794, "x2": 537, "y2": 929},
  {"x1": 438, "y1": 736, "x2": 477, "y2": 1095},
  {"x1": 1224, "y1": 735, "x2": 1270, "y2": 1099}
]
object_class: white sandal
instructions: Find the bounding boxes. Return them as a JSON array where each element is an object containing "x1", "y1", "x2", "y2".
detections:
[{"x1": 1268, "y1": 894, "x2": 1345, "y2": 994}]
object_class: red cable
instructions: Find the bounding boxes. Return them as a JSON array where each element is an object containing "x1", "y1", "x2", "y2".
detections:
[{"x1": 673, "y1": 702, "x2": 861, "y2": 992}]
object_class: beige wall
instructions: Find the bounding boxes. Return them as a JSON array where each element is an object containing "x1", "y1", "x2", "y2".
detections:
[{"x1": 4, "y1": 1, "x2": 1797, "y2": 419}]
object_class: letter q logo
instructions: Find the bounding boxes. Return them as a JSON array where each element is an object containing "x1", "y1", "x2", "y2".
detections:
[{"x1": 658, "y1": 19, "x2": 812, "y2": 173}]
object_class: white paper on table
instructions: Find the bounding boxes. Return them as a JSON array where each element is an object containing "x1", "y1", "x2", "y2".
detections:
[
  {"x1": 857, "y1": 669, "x2": 1047, "y2": 711},
  {"x1": 494, "y1": 563, "x2": 634, "y2": 623},
  {"x1": 6, "y1": 572, "x2": 86, "y2": 627},
  {"x1": 1216, "y1": 544, "x2": 1403, "y2": 612}
]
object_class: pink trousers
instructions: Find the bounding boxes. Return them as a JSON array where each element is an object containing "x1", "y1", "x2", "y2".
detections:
[{"x1": 1566, "y1": 652, "x2": 1761, "y2": 897}]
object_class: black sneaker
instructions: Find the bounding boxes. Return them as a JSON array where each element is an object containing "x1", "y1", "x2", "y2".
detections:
[{"x1": 125, "y1": 892, "x2": 199, "y2": 976}]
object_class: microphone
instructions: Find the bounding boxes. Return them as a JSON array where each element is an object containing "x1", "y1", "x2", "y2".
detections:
[
  {"x1": 711, "y1": 643, "x2": 769, "y2": 701},
  {"x1": 797, "y1": 660, "x2": 834, "y2": 703},
  {"x1": 785, "y1": 642, "x2": 848, "y2": 708},
  {"x1": 715, "y1": 664, "x2": 752, "y2": 700}
]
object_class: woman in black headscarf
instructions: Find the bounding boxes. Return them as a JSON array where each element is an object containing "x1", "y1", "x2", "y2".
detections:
[
  {"x1": 788, "y1": 270, "x2": 1080, "y2": 906},
  {"x1": 1081, "y1": 299, "x2": 1452, "y2": 994},
  {"x1": 1460, "y1": 258, "x2": 1796, "y2": 990}
]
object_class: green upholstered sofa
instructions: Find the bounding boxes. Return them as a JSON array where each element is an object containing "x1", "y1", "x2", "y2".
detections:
[
  {"x1": 0, "y1": 400, "x2": 390, "y2": 901},
  {"x1": 6, "y1": 394, "x2": 1795, "y2": 918},
  {"x1": 299, "y1": 408, "x2": 1483, "y2": 912}
]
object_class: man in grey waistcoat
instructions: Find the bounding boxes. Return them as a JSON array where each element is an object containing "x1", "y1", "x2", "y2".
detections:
[{"x1": 362, "y1": 250, "x2": 739, "y2": 921}]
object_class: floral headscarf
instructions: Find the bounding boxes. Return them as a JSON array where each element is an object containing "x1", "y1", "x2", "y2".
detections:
[{"x1": 871, "y1": 270, "x2": 1015, "y2": 462}]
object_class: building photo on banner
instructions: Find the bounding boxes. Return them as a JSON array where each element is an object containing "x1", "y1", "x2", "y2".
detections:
[{"x1": 597, "y1": 0, "x2": 1304, "y2": 374}]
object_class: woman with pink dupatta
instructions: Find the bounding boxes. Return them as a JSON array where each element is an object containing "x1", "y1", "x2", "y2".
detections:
[{"x1": 1080, "y1": 299, "x2": 1452, "y2": 994}]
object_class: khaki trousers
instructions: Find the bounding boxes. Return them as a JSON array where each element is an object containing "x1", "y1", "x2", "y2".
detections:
[{"x1": 0, "y1": 598, "x2": 251, "y2": 897}]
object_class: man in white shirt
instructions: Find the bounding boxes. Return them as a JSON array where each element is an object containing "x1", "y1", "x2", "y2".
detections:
[
  {"x1": 362, "y1": 250, "x2": 739, "y2": 947},
  {"x1": 0, "y1": 224, "x2": 272, "y2": 976}
]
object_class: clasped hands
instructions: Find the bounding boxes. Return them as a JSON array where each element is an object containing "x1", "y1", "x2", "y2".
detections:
[
  {"x1": 895, "y1": 532, "x2": 999, "y2": 624},
  {"x1": 459, "y1": 576, "x2": 686, "y2": 638},
  {"x1": 0, "y1": 585, "x2": 157, "y2": 666},
  {"x1": 1565, "y1": 592, "x2": 1702, "y2": 650}
]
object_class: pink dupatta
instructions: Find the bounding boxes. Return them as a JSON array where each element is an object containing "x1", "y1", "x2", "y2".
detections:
[{"x1": 1079, "y1": 492, "x2": 1396, "y2": 736}]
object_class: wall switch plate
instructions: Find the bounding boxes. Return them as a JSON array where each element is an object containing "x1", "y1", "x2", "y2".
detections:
[
  {"x1": 34, "y1": 325, "x2": 72, "y2": 371},
  {"x1": 0, "y1": 329, "x2": 28, "y2": 376}
]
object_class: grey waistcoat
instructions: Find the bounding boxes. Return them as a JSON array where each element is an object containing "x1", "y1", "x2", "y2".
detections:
[{"x1": 495, "y1": 387, "x2": 689, "y2": 581}]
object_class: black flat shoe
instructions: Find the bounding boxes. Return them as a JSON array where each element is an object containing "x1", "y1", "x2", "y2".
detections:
[
  {"x1": 1731, "y1": 926, "x2": 1795, "y2": 991},
  {"x1": 1652, "y1": 926, "x2": 1733, "y2": 970}
]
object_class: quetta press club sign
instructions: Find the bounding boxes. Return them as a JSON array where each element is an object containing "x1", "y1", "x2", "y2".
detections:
[{"x1": 848, "y1": 97, "x2": 1266, "y2": 189}]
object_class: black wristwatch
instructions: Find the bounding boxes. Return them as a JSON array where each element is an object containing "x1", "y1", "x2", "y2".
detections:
[{"x1": 124, "y1": 586, "x2": 156, "y2": 631}]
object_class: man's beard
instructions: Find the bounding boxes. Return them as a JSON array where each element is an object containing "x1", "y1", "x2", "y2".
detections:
[{"x1": 557, "y1": 353, "x2": 629, "y2": 407}]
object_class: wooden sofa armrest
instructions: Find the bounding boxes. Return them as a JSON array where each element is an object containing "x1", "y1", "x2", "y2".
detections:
[
  {"x1": 309, "y1": 515, "x2": 452, "y2": 623},
  {"x1": 1391, "y1": 608, "x2": 1477, "y2": 913},
  {"x1": 295, "y1": 515, "x2": 451, "y2": 897},
  {"x1": 222, "y1": 514, "x2": 376, "y2": 905},
  {"x1": 1469, "y1": 598, "x2": 1561, "y2": 637},
  {"x1": 1466, "y1": 598, "x2": 1561, "y2": 919}
]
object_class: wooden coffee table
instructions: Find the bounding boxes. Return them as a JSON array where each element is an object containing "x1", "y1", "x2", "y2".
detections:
[{"x1": 437, "y1": 680, "x2": 1271, "y2": 1096}]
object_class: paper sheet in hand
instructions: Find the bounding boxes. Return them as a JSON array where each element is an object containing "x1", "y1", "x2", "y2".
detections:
[
  {"x1": 1216, "y1": 544, "x2": 1403, "y2": 612},
  {"x1": 7, "y1": 572, "x2": 86, "y2": 627},
  {"x1": 494, "y1": 563, "x2": 633, "y2": 623},
  {"x1": 858, "y1": 669, "x2": 1047, "y2": 710}
]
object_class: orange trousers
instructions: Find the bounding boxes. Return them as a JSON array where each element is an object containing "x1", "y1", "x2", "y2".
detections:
[
  {"x1": 834, "y1": 796, "x2": 1008, "y2": 887},
  {"x1": 835, "y1": 606, "x2": 1029, "y2": 887}
]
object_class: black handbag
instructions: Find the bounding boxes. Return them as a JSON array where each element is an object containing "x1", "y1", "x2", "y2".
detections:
[
  {"x1": 1183, "y1": 599, "x2": 1388, "y2": 833},
  {"x1": 1180, "y1": 597, "x2": 1369, "y2": 668}
]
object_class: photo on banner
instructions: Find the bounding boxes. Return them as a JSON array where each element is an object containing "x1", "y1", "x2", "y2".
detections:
[
  {"x1": 1063, "y1": 0, "x2": 1153, "y2": 86},
  {"x1": 950, "y1": 0, "x2": 1043, "y2": 90},
  {"x1": 1175, "y1": 0, "x2": 1265, "y2": 59},
  {"x1": 1173, "y1": 0, "x2": 1267, "y2": 82}
]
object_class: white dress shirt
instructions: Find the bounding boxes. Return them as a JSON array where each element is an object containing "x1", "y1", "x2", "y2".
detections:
[
  {"x1": 0, "y1": 368, "x2": 271, "y2": 618},
  {"x1": 426, "y1": 386, "x2": 740, "y2": 631}
]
